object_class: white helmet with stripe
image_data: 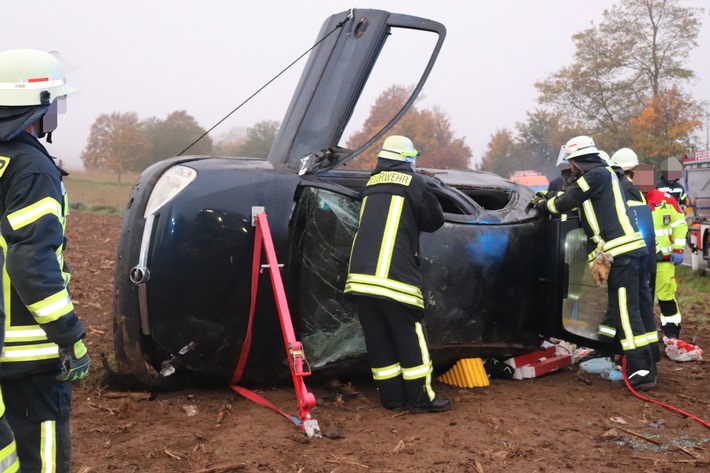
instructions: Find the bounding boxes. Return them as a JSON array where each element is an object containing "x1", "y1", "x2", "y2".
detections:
[
  {"x1": 0, "y1": 49, "x2": 76, "y2": 106},
  {"x1": 562, "y1": 135, "x2": 599, "y2": 161}
]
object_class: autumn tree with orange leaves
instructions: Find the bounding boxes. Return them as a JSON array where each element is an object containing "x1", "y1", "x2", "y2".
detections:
[
  {"x1": 535, "y1": 0, "x2": 704, "y2": 158},
  {"x1": 631, "y1": 88, "x2": 703, "y2": 167},
  {"x1": 346, "y1": 84, "x2": 472, "y2": 170}
]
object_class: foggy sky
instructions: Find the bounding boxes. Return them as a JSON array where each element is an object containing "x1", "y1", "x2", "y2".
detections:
[{"x1": 4, "y1": 1, "x2": 709, "y2": 170}]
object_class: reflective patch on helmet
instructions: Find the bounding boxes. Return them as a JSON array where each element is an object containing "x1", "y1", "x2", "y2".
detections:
[{"x1": 0, "y1": 156, "x2": 10, "y2": 178}]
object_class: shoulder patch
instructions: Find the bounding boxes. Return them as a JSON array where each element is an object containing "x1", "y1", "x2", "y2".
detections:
[{"x1": 0, "y1": 156, "x2": 10, "y2": 178}]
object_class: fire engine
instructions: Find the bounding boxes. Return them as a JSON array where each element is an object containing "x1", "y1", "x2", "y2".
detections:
[{"x1": 684, "y1": 150, "x2": 710, "y2": 267}]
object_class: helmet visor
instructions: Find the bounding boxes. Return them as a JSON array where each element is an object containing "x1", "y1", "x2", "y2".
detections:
[{"x1": 555, "y1": 145, "x2": 568, "y2": 166}]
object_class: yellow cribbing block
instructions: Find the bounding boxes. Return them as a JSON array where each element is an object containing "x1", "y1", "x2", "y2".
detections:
[{"x1": 437, "y1": 358, "x2": 489, "y2": 388}]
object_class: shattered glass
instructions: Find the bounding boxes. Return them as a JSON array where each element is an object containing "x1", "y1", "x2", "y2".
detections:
[{"x1": 291, "y1": 187, "x2": 366, "y2": 368}]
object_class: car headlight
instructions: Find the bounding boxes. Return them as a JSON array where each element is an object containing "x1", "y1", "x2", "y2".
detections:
[{"x1": 143, "y1": 165, "x2": 197, "y2": 218}]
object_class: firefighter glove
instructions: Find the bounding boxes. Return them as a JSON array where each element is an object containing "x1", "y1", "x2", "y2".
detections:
[
  {"x1": 670, "y1": 252, "x2": 684, "y2": 266},
  {"x1": 57, "y1": 340, "x2": 90, "y2": 382},
  {"x1": 590, "y1": 250, "x2": 613, "y2": 286},
  {"x1": 527, "y1": 194, "x2": 548, "y2": 215}
]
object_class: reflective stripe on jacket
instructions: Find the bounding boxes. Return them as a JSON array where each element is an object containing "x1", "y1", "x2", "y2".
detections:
[
  {"x1": 345, "y1": 158, "x2": 444, "y2": 309},
  {"x1": 546, "y1": 164, "x2": 647, "y2": 262}
]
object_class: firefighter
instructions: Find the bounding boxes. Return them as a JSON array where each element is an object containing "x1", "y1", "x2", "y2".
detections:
[
  {"x1": 0, "y1": 49, "x2": 90, "y2": 472},
  {"x1": 609, "y1": 152, "x2": 659, "y2": 366},
  {"x1": 345, "y1": 135, "x2": 451, "y2": 413},
  {"x1": 533, "y1": 136, "x2": 656, "y2": 390},
  {"x1": 656, "y1": 157, "x2": 689, "y2": 210},
  {"x1": 611, "y1": 148, "x2": 645, "y2": 203},
  {"x1": 635, "y1": 164, "x2": 688, "y2": 340}
]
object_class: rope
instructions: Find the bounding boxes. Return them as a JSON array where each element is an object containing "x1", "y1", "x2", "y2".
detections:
[
  {"x1": 178, "y1": 10, "x2": 354, "y2": 156},
  {"x1": 622, "y1": 356, "x2": 710, "y2": 429}
]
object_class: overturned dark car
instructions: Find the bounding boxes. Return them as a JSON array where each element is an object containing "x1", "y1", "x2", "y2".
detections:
[{"x1": 112, "y1": 9, "x2": 609, "y2": 388}]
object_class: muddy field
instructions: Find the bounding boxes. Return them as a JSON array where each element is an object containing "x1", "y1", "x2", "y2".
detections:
[{"x1": 66, "y1": 211, "x2": 709, "y2": 473}]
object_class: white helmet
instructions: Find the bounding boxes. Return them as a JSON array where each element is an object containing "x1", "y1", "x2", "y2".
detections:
[
  {"x1": 610, "y1": 148, "x2": 639, "y2": 171},
  {"x1": 378, "y1": 135, "x2": 419, "y2": 162},
  {"x1": 562, "y1": 135, "x2": 599, "y2": 160},
  {"x1": 0, "y1": 49, "x2": 76, "y2": 106},
  {"x1": 598, "y1": 150, "x2": 610, "y2": 164}
]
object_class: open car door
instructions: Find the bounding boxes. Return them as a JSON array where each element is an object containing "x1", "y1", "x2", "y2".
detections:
[{"x1": 542, "y1": 215, "x2": 613, "y2": 349}]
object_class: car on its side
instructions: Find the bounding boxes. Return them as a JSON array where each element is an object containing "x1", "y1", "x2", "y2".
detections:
[{"x1": 112, "y1": 9, "x2": 609, "y2": 388}]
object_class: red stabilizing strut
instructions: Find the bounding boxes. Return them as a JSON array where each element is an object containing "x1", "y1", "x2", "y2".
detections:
[{"x1": 255, "y1": 213, "x2": 317, "y2": 422}]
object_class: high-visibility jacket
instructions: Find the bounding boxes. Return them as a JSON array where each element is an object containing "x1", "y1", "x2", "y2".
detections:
[
  {"x1": 546, "y1": 164, "x2": 647, "y2": 261},
  {"x1": 0, "y1": 132, "x2": 85, "y2": 379},
  {"x1": 345, "y1": 158, "x2": 444, "y2": 309},
  {"x1": 644, "y1": 189, "x2": 688, "y2": 261}
]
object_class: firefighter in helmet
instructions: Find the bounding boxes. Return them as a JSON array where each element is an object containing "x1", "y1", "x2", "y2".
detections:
[
  {"x1": 345, "y1": 135, "x2": 451, "y2": 413},
  {"x1": 609, "y1": 150, "x2": 660, "y2": 367},
  {"x1": 533, "y1": 136, "x2": 657, "y2": 390},
  {"x1": 0, "y1": 48, "x2": 90, "y2": 472}
]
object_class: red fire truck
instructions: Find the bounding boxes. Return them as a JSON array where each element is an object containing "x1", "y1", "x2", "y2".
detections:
[{"x1": 684, "y1": 150, "x2": 710, "y2": 267}]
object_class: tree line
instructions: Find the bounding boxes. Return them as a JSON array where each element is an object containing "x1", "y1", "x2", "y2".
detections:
[
  {"x1": 80, "y1": 111, "x2": 280, "y2": 179},
  {"x1": 480, "y1": 0, "x2": 706, "y2": 180},
  {"x1": 79, "y1": 85, "x2": 473, "y2": 177}
]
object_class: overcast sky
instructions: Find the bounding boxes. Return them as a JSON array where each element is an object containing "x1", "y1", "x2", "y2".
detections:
[{"x1": 4, "y1": 1, "x2": 709, "y2": 170}]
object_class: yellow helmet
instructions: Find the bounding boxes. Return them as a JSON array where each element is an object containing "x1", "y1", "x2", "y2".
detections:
[
  {"x1": 378, "y1": 135, "x2": 419, "y2": 162},
  {"x1": 0, "y1": 49, "x2": 76, "y2": 106}
]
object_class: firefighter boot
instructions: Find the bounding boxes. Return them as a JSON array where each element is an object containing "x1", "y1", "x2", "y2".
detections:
[
  {"x1": 410, "y1": 396, "x2": 452, "y2": 414},
  {"x1": 407, "y1": 383, "x2": 451, "y2": 413},
  {"x1": 624, "y1": 348, "x2": 657, "y2": 391},
  {"x1": 662, "y1": 323, "x2": 681, "y2": 340},
  {"x1": 377, "y1": 377, "x2": 407, "y2": 411}
]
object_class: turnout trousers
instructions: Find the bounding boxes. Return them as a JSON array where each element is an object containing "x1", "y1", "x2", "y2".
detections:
[
  {"x1": 607, "y1": 256, "x2": 655, "y2": 375},
  {"x1": 656, "y1": 261, "x2": 681, "y2": 338},
  {"x1": 2, "y1": 373, "x2": 72, "y2": 473},
  {"x1": 355, "y1": 296, "x2": 435, "y2": 408},
  {"x1": 637, "y1": 254, "x2": 660, "y2": 364}
]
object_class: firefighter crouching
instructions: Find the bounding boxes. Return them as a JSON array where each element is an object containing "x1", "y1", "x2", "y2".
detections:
[
  {"x1": 532, "y1": 136, "x2": 657, "y2": 391},
  {"x1": 0, "y1": 49, "x2": 90, "y2": 472},
  {"x1": 345, "y1": 135, "x2": 451, "y2": 413}
]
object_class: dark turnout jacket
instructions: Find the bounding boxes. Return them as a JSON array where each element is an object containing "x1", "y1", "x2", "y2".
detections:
[
  {"x1": 0, "y1": 131, "x2": 84, "y2": 379},
  {"x1": 345, "y1": 158, "x2": 444, "y2": 309},
  {"x1": 545, "y1": 158, "x2": 647, "y2": 261}
]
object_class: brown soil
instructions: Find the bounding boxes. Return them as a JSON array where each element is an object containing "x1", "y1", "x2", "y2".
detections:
[{"x1": 67, "y1": 211, "x2": 710, "y2": 473}]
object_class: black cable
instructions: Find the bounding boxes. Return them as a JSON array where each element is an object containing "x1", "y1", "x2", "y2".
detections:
[{"x1": 178, "y1": 10, "x2": 354, "y2": 156}]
